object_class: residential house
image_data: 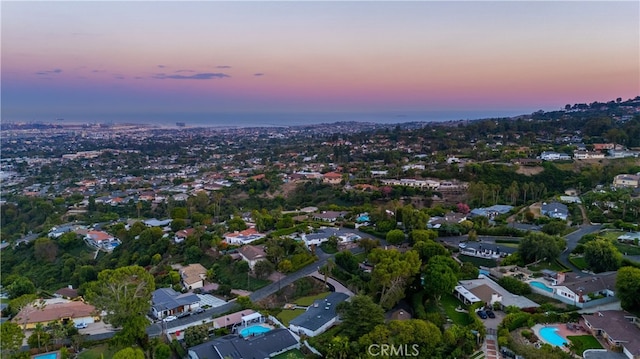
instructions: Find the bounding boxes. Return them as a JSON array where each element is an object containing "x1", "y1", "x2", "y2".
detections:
[
  {"x1": 312, "y1": 211, "x2": 348, "y2": 222},
  {"x1": 381, "y1": 178, "x2": 440, "y2": 189},
  {"x1": 613, "y1": 174, "x2": 640, "y2": 189},
  {"x1": 582, "y1": 311, "x2": 640, "y2": 359},
  {"x1": 223, "y1": 228, "x2": 266, "y2": 245},
  {"x1": 237, "y1": 245, "x2": 267, "y2": 270},
  {"x1": 541, "y1": 202, "x2": 569, "y2": 221},
  {"x1": 48, "y1": 224, "x2": 77, "y2": 238},
  {"x1": 54, "y1": 285, "x2": 79, "y2": 300},
  {"x1": 300, "y1": 227, "x2": 361, "y2": 250},
  {"x1": 322, "y1": 171, "x2": 343, "y2": 185},
  {"x1": 174, "y1": 228, "x2": 196, "y2": 244},
  {"x1": 84, "y1": 230, "x2": 121, "y2": 251},
  {"x1": 427, "y1": 211, "x2": 467, "y2": 229},
  {"x1": 13, "y1": 299, "x2": 98, "y2": 329},
  {"x1": 455, "y1": 275, "x2": 539, "y2": 310},
  {"x1": 144, "y1": 218, "x2": 173, "y2": 228},
  {"x1": 552, "y1": 271, "x2": 617, "y2": 307},
  {"x1": 469, "y1": 205, "x2": 514, "y2": 220},
  {"x1": 151, "y1": 287, "x2": 201, "y2": 319},
  {"x1": 540, "y1": 151, "x2": 572, "y2": 161},
  {"x1": 188, "y1": 328, "x2": 299, "y2": 359},
  {"x1": 289, "y1": 292, "x2": 349, "y2": 337},
  {"x1": 180, "y1": 264, "x2": 207, "y2": 290}
]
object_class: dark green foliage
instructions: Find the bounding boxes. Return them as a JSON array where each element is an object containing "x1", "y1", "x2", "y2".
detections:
[
  {"x1": 616, "y1": 266, "x2": 640, "y2": 311},
  {"x1": 498, "y1": 276, "x2": 532, "y2": 295}
]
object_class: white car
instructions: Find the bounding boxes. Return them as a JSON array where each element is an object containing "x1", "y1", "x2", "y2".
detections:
[
  {"x1": 458, "y1": 242, "x2": 467, "y2": 249},
  {"x1": 163, "y1": 315, "x2": 177, "y2": 322},
  {"x1": 75, "y1": 322, "x2": 88, "y2": 329}
]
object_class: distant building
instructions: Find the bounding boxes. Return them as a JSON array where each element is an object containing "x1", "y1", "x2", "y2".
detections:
[
  {"x1": 237, "y1": 245, "x2": 267, "y2": 270},
  {"x1": 613, "y1": 174, "x2": 640, "y2": 189},
  {"x1": 223, "y1": 228, "x2": 266, "y2": 245},
  {"x1": 540, "y1": 151, "x2": 571, "y2": 161},
  {"x1": 180, "y1": 264, "x2": 207, "y2": 290}
]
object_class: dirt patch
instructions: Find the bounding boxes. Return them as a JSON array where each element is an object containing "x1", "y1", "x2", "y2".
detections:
[
  {"x1": 263, "y1": 180, "x2": 305, "y2": 199},
  {"x1": 516, "y1": 166, "x2": 544, "y2": 176},
  {"x1": 256, "y1": 276, "x2": 326, "y2": 309}
]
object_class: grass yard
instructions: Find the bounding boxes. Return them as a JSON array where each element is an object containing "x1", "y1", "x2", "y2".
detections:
[
  {"x1": 440, "y1": 293, "x2": 472, "y2": 326},
  {"x1": 615, "y1": 242, "x2": 640, "y2": 256},
  {"x1": 276, "y1": 308, "x2": 306, "y2": 326},
  {"x1": 273, "y1": 349, "x2": 306, "y2": 359},
  {"x1": 77, "y1": 344, "x2": 120, "y2": 359},
  {"x1": 294, "y1": 292, "x2": 330, "y2": 306},
  {"x1": 569, "y1": 256, "x2": 588, "y2": 270},
  {"x1": 600, "y1": 231, "x2": 624, "y2": 241},
  {"x1": 567, "y1": 335, "x2": 603, "y2": 355},
  {"x1": 528, "y1": 260, "x2": 569, "y2": 272},
  {"x1": 458, "y1": 255, "x2": 498, "y2": 268}
]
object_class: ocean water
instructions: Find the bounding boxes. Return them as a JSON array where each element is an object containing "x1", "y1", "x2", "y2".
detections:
[{"x1": 15, "y1": 109, "x2": 529, "y2": 128}]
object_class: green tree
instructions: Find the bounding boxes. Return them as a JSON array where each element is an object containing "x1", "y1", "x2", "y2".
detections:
[
  {"x1": 360, "y1": 320, "x2": 443, "y2": 359},
  {"x1": 278, "y1": 259, "x2": 293, "y2": 273},
  {"x1": 583, "y1": 239, "x2": 622, "y2": 273},
  {"x1": 459, "y1": 262, "x2": 480, "y2": 280},
  {"x1": 518, "y1": 232, "x2": 564, "y2": 264},
  {"x1": 28, "y1": 323, "x2": 52, "y2": 351},
  {"x1": 357, "y1": 237, "x2": 380, "y2": 253},
  {"x1": 616, "y1": 266, "x2": 640, "y2": 311},
  {"x1": 336, "y1": 295, "x2": 385, "y2": 340},
  {"x1": 154, "y1": 343, "x2": 172, "y2": 359},
  {"x1": 253, "y1": 259, "x2": 275, "y2": 280},
  {"x1": 112, "y1": 347, "x2": 145, "y2": 359},
  {"x1": 369, "y1": 249, "x2": 421, "y2": 309},
  {"x1": 410, "y1": 229, "x2": 438, "y2": 244},
  {"x1": 413, "y1": 240, "x2": 448, "y2": 262},
  {"x1": 85, "y1": 265, "x2": 155, "y2": 346},
  {"x1": 385, "y1": 229, "x2": 405, "y2": 245},
  {"x1": 184, "y1": 324, "x2": 209, "y2": 347},
  {"x1": 6, "y1": 276, "x2": 36, "y2": 299},
  {"x1": 423, "y1": 255, "x2": 459, "y2": 301},
  {"x1": 0, "y1": 322, "x2": 25, "y2": 358}
]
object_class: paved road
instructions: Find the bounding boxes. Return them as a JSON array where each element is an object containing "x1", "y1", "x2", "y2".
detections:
[{"x1": 558, "y1": 224, "x2": 602, "y2": 273}]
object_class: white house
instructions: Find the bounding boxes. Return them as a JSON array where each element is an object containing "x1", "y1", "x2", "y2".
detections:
[
  {"x1": 180, "y1": 263, "x2": 207, "y2": 290},
  {"x1": 289, "y1": 292, "x2": 349, "y2": 337}
]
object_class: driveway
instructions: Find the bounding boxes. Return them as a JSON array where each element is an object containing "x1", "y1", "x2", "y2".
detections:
[{"x1": 559, "y1": 224, "x2": 602, "y2": 274}]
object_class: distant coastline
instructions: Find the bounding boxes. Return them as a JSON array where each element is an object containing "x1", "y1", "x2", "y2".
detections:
[{"x1": 1, "y1": 109, "x2": 532, "y2": 129}]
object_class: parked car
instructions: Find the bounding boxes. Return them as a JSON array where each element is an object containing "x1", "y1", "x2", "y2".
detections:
[
  {"x1": 177, "y1": 312, "x2": 191, "y2": 319},
  {"x1": 195, "y1": 307, "x2": 205, "y2": 314},
  {"x1": 486, "y1": 310, "x2": 496, "y2": 318},
  {"x1": 458, "y1": 242, "x2": 467, "y2": 249},
  {"x1": 476, "y1": 310, "x2": 488, "y2": 319},
  {"x1": 75, "y1": 322, "x2": 88, "y2": 329},
  {"x1": 163, "y1": 315, "x2": 177, "y2": 322}
]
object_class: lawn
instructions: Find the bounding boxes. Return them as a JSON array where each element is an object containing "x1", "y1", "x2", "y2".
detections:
[
  {"x1": 77, "y1": 344, "x2": 120, "y2": 359},
  {"x1": 528, "y1": 260, "x2": 569, "y2": 272},
  {"x1": 600, "y1": 231, "x2": 624, "y2": 241},
  {"x1": 567, "y1": 335, "x2": 603, "y2": 355},
  {"x1": 458, "y1": 255, "x2": 498, "y2": 268},
  {"x1": 615, "y1": 242, "x2": 640, "y2": 256},
  {"x1": 294, "y1": 292, "x2": 330, "y2": 306},
  {"x1": 273, "y1": 348, "x2": 305, "y2": 359},
  {"x1": 569, "y1": 256, "x2": 588, "y2": 270},
  {"x1": 276, "y1": 308, "x2": 306, "y2": 326},
  {"x1": 440, "y1": 293, "x2": 472, "y2": 326}
]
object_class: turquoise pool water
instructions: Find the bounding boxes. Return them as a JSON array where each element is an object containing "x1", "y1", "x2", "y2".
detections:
[
  {"x1": 539, "y1": 327, "x2": 567, "y2": 346},
  {"x1": 240, "y1": 325, "x2": 271, "y2": 337},
  {"x1": 34, "y1": 353, "x2": 58, "y2": 359},
  {"x1": 357, "y1": 215, "x2": 370, "y2": 222},
  {"x1": 530, "y1": 281, "x2": 553, "y2": 293}
]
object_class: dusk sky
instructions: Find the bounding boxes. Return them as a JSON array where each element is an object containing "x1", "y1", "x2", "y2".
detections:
[{"x1": 2, "y1": 1, "x2": 639, "y2": 124}]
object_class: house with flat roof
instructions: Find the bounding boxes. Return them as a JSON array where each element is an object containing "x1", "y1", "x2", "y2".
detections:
[
  {"x1": 455, "y1": 275, "x2": 539, "y2": 310},
  {"x1": 223, "y1": 228, "x2": 266, "y2": 245},
  {"x1": 188, "y1": 328, "x2": 299, "y2": 359},
  {"x1": 582, "y1": 310, "x2": 640, "y2": 359},
  {"x1": 180, "y1": 263, "x2": 207, "y2": 290},
  {"x1": 289, "y1": 292, "x2": 349, "y2": 337},
  {"x1": 151, "y1": 287, "x2": 201, "y2": 319},
  {"x1": 300, "y1": 227, "x2": 361, "y2": 250}
]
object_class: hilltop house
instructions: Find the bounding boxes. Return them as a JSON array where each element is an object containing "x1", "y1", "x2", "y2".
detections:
[
  {"x1": 613, "y1": 174, "x2": 640, "y2": 188},
  {"x1": 84, "y1": 230, "x2": 121, "y2": 251},
  {"x1": 312, "y1": 211, "x2": 348, "y2": 222},
  {"x1": 322, "y1": 172, "x2": 343, "y2": 185},
  {"x1": 180, "y1": 264, "x2": 207, "y2": 290}
]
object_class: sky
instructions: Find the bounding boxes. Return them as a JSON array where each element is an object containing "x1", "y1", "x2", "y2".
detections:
[{"x1": 2, "y1": 1, "x2": 639, "y2": 124}]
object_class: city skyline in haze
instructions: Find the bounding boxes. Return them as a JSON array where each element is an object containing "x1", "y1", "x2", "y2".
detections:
[{"x1": 2, "y1": 1, "x2": 639, "y2": 125}]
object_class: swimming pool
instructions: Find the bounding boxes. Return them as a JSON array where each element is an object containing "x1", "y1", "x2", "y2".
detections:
[
  {"x1": 34, "y1": 353, "x2": 58, "y2": 359},
  {"x1": 530, "y1": 281, "x2": 553, "y2": 293},
  {"x1": 240, "y1": 325, "x2": 271, "y2": 337},
  {"x1": 539, "y1": 326, "x2": 567, "y2": 347}
]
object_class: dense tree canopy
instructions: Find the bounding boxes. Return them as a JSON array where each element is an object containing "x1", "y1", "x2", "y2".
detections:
[
  {"x1": 518, "y1": 232, "x2": 565, "y2": 264},
  {"x1": 616, "y1": 266, "x2": 640, "y2": 311},
  {"x1": 336, "y1": 295, "x2": 385, "y2": 340},
  {"x1": 583, "y1": 239, "x2": 622, "y2": 273}
]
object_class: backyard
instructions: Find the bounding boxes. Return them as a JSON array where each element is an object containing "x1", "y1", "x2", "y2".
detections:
[
  {"x1": 294, "y1": 292, "x2": 330, "y2": 306},
  {"x1": 567, "y1": 335, "x2": 603, "y2": 355},
  {"x1": 276, "y1": 308, "x2": 306, "y2": 326},
  {"x1": 439, "y1": 293, "x2": 473, "y2": 326},
  {"x1": 77, "y1": 344, "x2": 119, "y2": 359}
]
